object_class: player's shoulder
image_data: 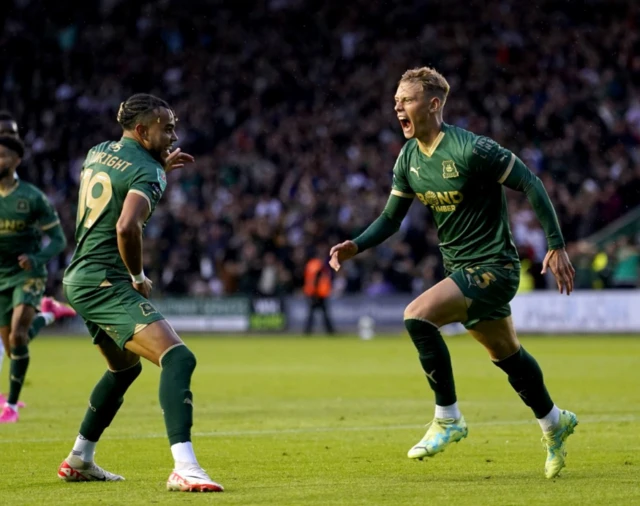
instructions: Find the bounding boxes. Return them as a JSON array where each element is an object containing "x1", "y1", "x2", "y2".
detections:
[
  {"x1": 86, "y1": 139, "x2": 161, "y2": 178},
  {"x1": 395, "y1": 139, "x2": 418, "y2": 164},
  {"x1": 445, "y1": 124, "x2": 501, "y2": 159},
  {"x1": 401, "y1": 138, "x2": 418, "y2": 156},
  {"x1": 86, "y1": 140, "x2": 115, "y2": 156},
  {"x1": 443, "y1": 123, "x2": 479, "y2": 147},
  {"x1": 18, "y1": 180, "x2": 48, "y2": 201}
]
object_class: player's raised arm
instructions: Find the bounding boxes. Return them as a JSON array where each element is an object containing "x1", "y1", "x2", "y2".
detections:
[
  {"x1": 116, "y1": 192, "x2": 152, "y2": 297},
  {"x1": 329, "y1": 193, "x2": 414, "y2": 271},
  {"x1": 470, "y1": 137, "x2": 575, "y2": 294},
  {"x1": 329, "y1": 148, "x2": 415, "y2": 272}
]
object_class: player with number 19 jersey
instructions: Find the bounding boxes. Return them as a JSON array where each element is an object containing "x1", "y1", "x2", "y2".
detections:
[{"x1": 64, "y1": 138, "x2": 167, "y2": 287}]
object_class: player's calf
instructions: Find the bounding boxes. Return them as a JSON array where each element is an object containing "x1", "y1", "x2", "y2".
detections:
[
  {"x1": 79, "y1": 361, "x2": 142, "y2": 442},
  {"x1": 492, "y1": 346, "x2": 555, "y2": 420},
  {"x1": 5, "y1": 343, "x2": 29, "y2": 414},
  {"x1": 58, "y1": 361, "x2": 141, "y2": 480},
  {"x1": 159, "y1": 344, "x2": 224, "y2": 492}
]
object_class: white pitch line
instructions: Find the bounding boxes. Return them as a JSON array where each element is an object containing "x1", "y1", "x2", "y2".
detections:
[{"x1": 0, "y1": 414, "x2": 637, "y2": 445}]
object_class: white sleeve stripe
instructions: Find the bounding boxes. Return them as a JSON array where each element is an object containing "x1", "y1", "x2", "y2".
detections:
[
  {"x1": 391, "y1": 189, "x2": 414, "y2": 199},
  {"x1": 497, "y1": 153, "x2": 516, "y2": 184},
  {"x1": 128, "y1": 189, "x2": 152, "y2": 211}
]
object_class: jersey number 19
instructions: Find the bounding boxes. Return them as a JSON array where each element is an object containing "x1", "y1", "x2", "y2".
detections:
[{"x1": 78, "y1": 169, "x2": 113, "y2": 229}]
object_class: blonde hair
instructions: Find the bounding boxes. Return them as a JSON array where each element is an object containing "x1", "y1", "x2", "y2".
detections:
[{"x1": 399, "y1": 67, "x2": 450, "y2": 104}]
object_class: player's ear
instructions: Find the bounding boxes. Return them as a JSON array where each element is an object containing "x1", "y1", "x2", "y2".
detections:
[
  {"x1": 429, "y1": 96, "x2": 441, "y2": 114},
  {"x1": 134, "y1": 123, "x2": 149, "y2": 141}
]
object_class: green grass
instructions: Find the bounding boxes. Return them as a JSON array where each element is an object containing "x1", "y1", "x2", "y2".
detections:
[{"x1": 1, "y1": 334, "x2": 639, "y2": 505}]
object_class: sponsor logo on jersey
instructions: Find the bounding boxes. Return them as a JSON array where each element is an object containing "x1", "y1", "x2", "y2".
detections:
[
  {"x1": 157, "y1": 168, "x2": 167, "y2": 192},
  {"x1": 149, "y1": 182, "x2": 163, "y2": 201},
  {"x1": 16, "y1": 199, "x2": 29, "y2": 213},
  {"x1": 442, "y1": 160, "x2": 459, "y2": 179},
  {"x1": 416, "y1": 190, "x2": 463, "y2": 213},
  {"x1": 0, "y1": 219, "x2": 26, "y2": 233},
  {"x1": 410, "y1": 166, "x2": 421, "y2": 179}
]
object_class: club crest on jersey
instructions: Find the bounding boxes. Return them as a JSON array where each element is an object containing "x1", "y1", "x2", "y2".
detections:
[
  {"x1": 16, "y1": 199, "x2": 29, "y2": 213},
  {"x1": 157, "y1": 168, "x2": 167, "y2": 192},
  {"x1": 139, "y1": 302, "x2": 158, "y2": 317},
  {"x1": 442, "y1": 160, "x2": 459, "y2": 179}
]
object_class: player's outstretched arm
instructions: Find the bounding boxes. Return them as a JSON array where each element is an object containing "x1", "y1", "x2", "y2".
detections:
[
  {"x1": 329, "y1": 193, "x2": 412, "y2": 272},
  {"x1": 116, "y1": 193, "x2": 153, "y2": 298},
  {"x1": 500, "y1": 157, "x2": 575, "y2": 295}
]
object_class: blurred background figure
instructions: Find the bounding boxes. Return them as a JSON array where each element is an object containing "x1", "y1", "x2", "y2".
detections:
[
  {"x1": 1, "y1": 0, "x2": 639, "y2": 297},
  {"x1": 610, "y1": 236, "x2": 640, "y2": 289},
  {"x1": 303, "y1": 246, "x2": 334, "y2": 335}
]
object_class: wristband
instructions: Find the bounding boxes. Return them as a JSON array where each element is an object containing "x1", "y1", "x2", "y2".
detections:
[{"x1": 131, "y1": 271, "x2": 146, "y2": 284}]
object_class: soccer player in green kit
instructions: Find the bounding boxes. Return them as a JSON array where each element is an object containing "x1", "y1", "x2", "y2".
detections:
[
  {"x1": 329, "y1": 67, "x2": 577, "y2": 479},
  {"x1": 0, "y1": 114, "x2": 76, "y2": 414},
  {"x1": 0, "y1": 136, "x2": 71, "y2": 423},
  {"x1": 57, "y1": 94, "x2": 223, "y2": 492}
]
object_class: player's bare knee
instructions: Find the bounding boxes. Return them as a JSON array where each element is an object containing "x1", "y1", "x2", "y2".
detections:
[
  {"x1": 403, "y1": 299, "x2": 436, "y2": 324},
  {"x1": 487, "y1": 339, "x2": 520, "y2": 361}
]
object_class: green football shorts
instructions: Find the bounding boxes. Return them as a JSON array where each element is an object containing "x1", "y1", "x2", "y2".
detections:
[
  {"x1": 63, "y1": 282, "x2": 165, "y2": 349},
  {"x1": 448, "y1": 263, "x2": 520, "y2": 329},
  {"x1": 0, "y1": 277, "x2": 46, "y2": 326}
]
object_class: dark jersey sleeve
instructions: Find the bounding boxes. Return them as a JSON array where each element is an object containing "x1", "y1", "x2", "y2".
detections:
[
  {"x1": 467, "y1": 136, "x2": 515, "y2": 182},
  {"x1": 467, "y1": 136, "x2": 565, "y2": 250},
  {"x1": 128, "y1": 166, "x2": 166, "y2": 212}
]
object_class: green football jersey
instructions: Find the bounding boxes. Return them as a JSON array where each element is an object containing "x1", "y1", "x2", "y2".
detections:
[
  {"x1": 0, "y1": 181, "x2": 60, "y2": 290},
  {"x1": 392, "y1": 123, "x2": 520, "y2": 272},
  {"x1": 64, "y1": 137, "x2": 167, "y2": 287}
]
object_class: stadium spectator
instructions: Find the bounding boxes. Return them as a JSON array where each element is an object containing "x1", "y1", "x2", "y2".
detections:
[
  {"x1": 2, "y1": 0, "x2": 639, "y2": 296},
  {"x1": 303, "y1": 246, "x2": 335, "y2": 335}
]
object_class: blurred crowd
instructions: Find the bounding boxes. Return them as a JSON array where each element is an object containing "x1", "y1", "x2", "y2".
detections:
[{"x1": 2, "y1": 0, "x2": 640, "y2": 297}]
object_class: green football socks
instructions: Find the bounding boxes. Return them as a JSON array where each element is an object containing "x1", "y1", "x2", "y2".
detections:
[
  {"x1": 159, "y1": 345, "x2": 197, "y2": 446},
  {"x1": 79, "y1": 361, "x2": 142, "y2": 441},
  {"x1": 404, "y1": 318, "x2": 457, "y2": 406},
  {"x1": 493, "y1": 346, "x2": 554, "y2": 418},
  {"x1": 28, "y1": 315, "x2": 47, "y2": 342},
  {"x1": 7, "y1": 345, "x2": 29, "y2": 405}
]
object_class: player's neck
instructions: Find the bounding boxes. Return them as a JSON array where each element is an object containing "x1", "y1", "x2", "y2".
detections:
[
  {"x1": 0, "y1": 172, "x2": 17, "y2": 191},
  {"x1": 416, "y1": 116, "x2": 444, "y2": 155},
  {"x1": 122, "y1": 131, "x2": 142, "y2": 144}
]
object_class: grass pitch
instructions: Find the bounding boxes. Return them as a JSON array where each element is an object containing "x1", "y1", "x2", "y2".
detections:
[{"x1": 0, "y1": 334, "x2": 638, "y2": 505}]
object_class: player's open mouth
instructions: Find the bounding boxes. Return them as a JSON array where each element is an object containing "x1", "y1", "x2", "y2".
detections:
[{"x1": 399, "y1": 118, "x2": 411, "y2": 130}]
